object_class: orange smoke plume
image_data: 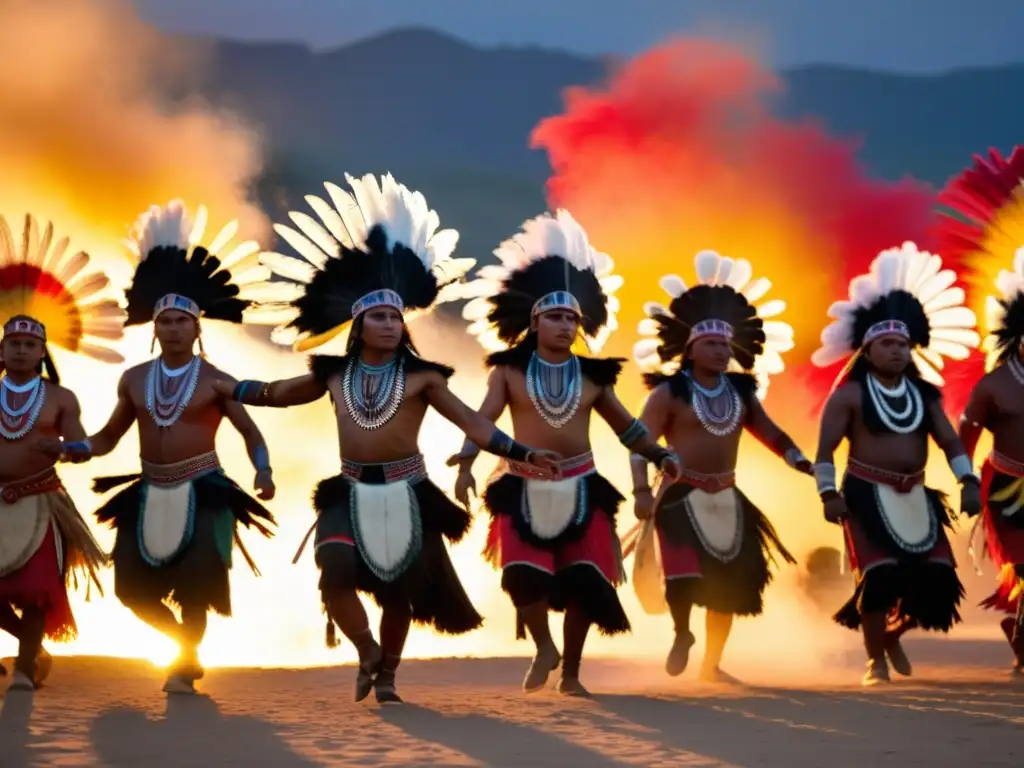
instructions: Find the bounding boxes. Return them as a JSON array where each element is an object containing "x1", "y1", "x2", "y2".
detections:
[
  {"x1": 531, "y1": 39, "x2": 941, "y2": 436},
  {"x1": 0, "y1": 0, "x2": 266, "y2": 249}
]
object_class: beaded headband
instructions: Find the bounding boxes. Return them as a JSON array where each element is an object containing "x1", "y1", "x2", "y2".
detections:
[
  {"x1": 351, "y1": 289, "x2": 405, "y2": 319},
  {"x1": 153, "y1": 293, "x2": 201, "y2": 320},
  {"x1": 531, "y1": 290, "x2": 582, "y2": 318},
  {"x1": 689, "y1": 318, "x2": 734, "y2": 344},
  {"x1": 1, "y1": 317, "x2": 46, "y2": 341},
  {"x1": 864, "y1": 319, "x2": 909, "y2": 345}
]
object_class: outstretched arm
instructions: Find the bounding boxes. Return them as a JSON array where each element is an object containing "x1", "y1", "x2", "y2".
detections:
[
  {"x1": 222, "y1": 395, "x2": 276, "y2": 500},
  {"x1": 595, "y1": 385, "x2": 678, "y2": 474},
  {"x1": 627, "y1": 384, "x2": 674, "y2": 495},
  {"x1": 745, "y1": 398, "x2": 812, "y2": 473},
  {"x1": 447, "y1": 367, "x2": 510, "y2": 473},
  {"x1": 958, "y1": 377, "x2": 995, "y2": 463},
  {"x1": 423, "y1": 372, "x2": 560, "y2": 471},
  {"x1": 215, "y1": 373, "x2": 327, "y2": 408},
  {"x1": 70, "y1": 374, "x2": 137, "y2": 459}
]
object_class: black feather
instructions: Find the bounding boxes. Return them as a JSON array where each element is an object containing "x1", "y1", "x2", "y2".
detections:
[
  {"x1": 307, "y1": 349, "x2": 453, "y2": 387},
  {"x1": 484, "y1": 339, "x2": 624, "y2": 386},
  {"x1": 993, "y1": 294, "x2": 1024, "y2": 364},
  {"x1": 850, "y1": 290, "x2": 930, "y2": 348},
  {"x1": 124, "y1": 245, "x2": 248, "y2": 326}
]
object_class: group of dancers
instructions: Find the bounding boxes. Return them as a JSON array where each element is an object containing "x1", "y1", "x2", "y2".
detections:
[{"x1": 1, "y1": 148, "x2": 1023, "y2": 701}]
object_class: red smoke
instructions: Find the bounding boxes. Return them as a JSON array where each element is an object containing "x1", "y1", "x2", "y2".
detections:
[{"x1": 530, "y1": 39, "x2": 978, "y2": 433}]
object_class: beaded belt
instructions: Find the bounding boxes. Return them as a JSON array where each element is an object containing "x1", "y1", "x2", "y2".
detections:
[
  {"x1": 674, "y1": 468, "x2": 736, "y2": 493},
  {"x1": 846, "y1": 458, "x2": 923, "y2": 493},
  {"x1": 341, "y1": 454, "x2": 428, "y2": 484},
  {"x1": 990, "y1": 451, "x2": 1024, "y2": 479},
  {"x1": 505, "y1": 451, "x2": 595, "y2": 480},
  {"x1": 0, "y1": 466, "x2": 63, "y2": 504},
  {"x1": 141, "y1": 451, "x2": 221, "y2": 487}
]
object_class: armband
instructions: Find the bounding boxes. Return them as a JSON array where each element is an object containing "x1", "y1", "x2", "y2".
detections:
[
  {"x1": 636, "y1": 443, "x2": 675, "y2": 469},
  {"x1": 949, "y1": 454, "x2": 978, "y2": 484},
  {"x1": 233, "y1": 380, "x2": 271, "y2": 405},
  {"x1": 784, "y1": 447, "x2": 808, "y2": 469},
  {"x1": 813, "y1": 462, "x2": 837, "y2": 495},
  {"x1": 617, "y1": 419, "x2": 648, "y2": 448},
  {"x1": 62, "y1": 439, "x2": 92, "y2": 459},
  {"x1": 486, "y1": 429, "x2": 532, "y2": 463},
  {"x1": 253, "y1": 444, "x2": 271, "y2": 473}
]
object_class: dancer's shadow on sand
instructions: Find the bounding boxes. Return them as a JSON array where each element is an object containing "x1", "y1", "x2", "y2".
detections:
[
  {"x1": 379, "y1": 702, "x2": 627, "y2": 767},
  {"x1": 0, "y1": 690, "x2": 34, "y2": 768},
  {"x1": 90, "y1": 693, "x2": 319, "y2": 766}
]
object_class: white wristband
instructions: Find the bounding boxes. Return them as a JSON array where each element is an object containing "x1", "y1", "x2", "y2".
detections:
[
  {"x1": 813, "y1": 462, "x2": 837, "y2": 494},
  {"x1": 949, "y1": 454, "x2": 977, "y2": 483}
]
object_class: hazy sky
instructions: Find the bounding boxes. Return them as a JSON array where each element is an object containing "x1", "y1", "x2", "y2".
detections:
[{"x1": 136, "y1": 0, "x2": 1024, "y2": 72}]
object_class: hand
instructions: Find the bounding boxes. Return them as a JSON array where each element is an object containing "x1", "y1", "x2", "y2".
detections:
[
  {"x1": 795, "y1": 459, "x2": 814, "y2": 476},
  {"x1": 634, "y1": 488, "x2": 654, "y2": 520},
  {"x1": 960, "y1": 480, "x2": 982, "y2": 517},
  {"x1": 34, "y1": 436, "x2": 65, "y2": 458},
  {"x1": 255, "y1": 469, "x2": 276, "y2": 501},
  {"x1": 823, "y1": 494, "x2": 848, "y2": 524},
  {"x1": 526, "y1": 450, "x2": 563, "y2": 480},
  {"x1": 454, "y1": 468, "x2": 477, "y2": 509},
  {"x1": 659, "y1": 455, "x2": 682, "y2": 483}
]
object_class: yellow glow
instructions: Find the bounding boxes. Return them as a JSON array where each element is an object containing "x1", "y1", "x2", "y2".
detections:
[{"x1": 964, "y1": 192, "x2": 1024, "y2": 336}]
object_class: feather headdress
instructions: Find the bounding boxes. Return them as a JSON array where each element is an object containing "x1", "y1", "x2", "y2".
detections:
[
  {"x1": 458, "y1": 209, "x2": 622, "y2": 354},
  {"x1": 122, "y1": 200, "x2": 272, "y2": 326},
  {"x1": 242, "y1": 173, "x2": 474, "y2": 353},
  {"x1": 0, "y1": 213, "x2": 125, "y2": 381},
  {"x1": 936, "y1": 146, "x2": 1024, "y2": 369},
  {"x1": 810, "y1": 241, "x2": 979, "y2": 385},
  {"x1": 632, "y1": 249, "x2": 793, "y2": 398}
]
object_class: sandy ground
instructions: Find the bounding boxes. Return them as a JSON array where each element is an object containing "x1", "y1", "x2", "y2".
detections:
[{"x1": 1, "y1": 639, "x2": 1022, "y2": 767}]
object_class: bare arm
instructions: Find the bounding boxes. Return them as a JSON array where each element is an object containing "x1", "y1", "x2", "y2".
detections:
[
  {"x1": 595, "y1": 385, "x2": 676, "y2": 479},
  {"x1": 451, "y1": 367, "x2": 510, "y2": 472},
  {"x1": 958, "y1": 376, "x2": 995, "y2": 462},
  {"x1": 928, "y1": 397, "x2": 979, "y2": 485},
  {"x1": 223, "y1": 399, "x2": 272, "y2": 473},
  {"x1": 85, "y1": 374, "x2": 138, "y2": 458},
  {"x1": 627, "y1": 384, "x2": 673, "y2": 493},
  {"x1": 745, "y1": 398, "x2": 810, "y2": 470},
  {"x1": 56, "y1": 389, "x2": 87, "y2": 443},
  {"x1": 217, "y1": 373, "x2": 327, "y2": 408},
  {"x1": 813, "y1": 387, "x2": 854, "y2": 498}
]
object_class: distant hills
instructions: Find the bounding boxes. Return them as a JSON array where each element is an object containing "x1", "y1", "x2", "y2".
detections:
[{"x1": 186, "y1": 27, "x2": 1024, "y2": 260}]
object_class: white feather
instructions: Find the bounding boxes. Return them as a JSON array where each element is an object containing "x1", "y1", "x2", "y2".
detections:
[
  {"x1": 633, "y1": 338, "x2": 661, "y2": 364},
  {"x1": 659, "y1": 274, "x2": 686, "y2": 298},
  {"x1": 694, "y1": 250, "x2": 721, "y2": 284},
  {"x1": 726, "y1": 259, "x2": 752, "y2": 291},
  {"x1": 259, "y1": 252, "x2": 316, "y2": 284},
  {"x1": 644, "y1": 302, "x2": 671, "y2": 319},
  {"x1": 742, "y1": 278, "x2": 771, "y2": 303},
  {"x1": 638, "y1": 317, "x2": 660, "y2": 336},
  {"x1": 756, "y1": 299, "x2": 786, "y2": 318}
]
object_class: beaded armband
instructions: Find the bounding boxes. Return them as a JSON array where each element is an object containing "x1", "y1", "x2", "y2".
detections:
[
  {"x1": 233, "y1": 380, "x2": 271, "y2": 405},
  {"x1": 618, "y1": 418, "x2": 648, "y2": 448},
  {"x1": 486, "y1": 429, "x2": 532, "y2": 463}
]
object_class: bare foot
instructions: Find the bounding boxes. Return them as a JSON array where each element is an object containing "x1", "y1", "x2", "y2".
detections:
[
  {"x1": 162, "y1": 675, "x2": 196, "y2": 695},
  {"x1": 665, "y1": 632, "x2": 695, "y2": 677},
  {"x1": 355, "y1": 643, "x2": 383, "y2": 703},
  {"x1": 33, "y1": 648, "x2": 53, "y2": 687},
  {"x1": 698, "y1": 664, "x2": 742, "y2": 685},
  {"x1": 523, "y1": 643, "x2": 561, "y2": 693},
  {"x1": 556, "y1": 676, "x2": 591, "y2": 698},
  {"x1": 862, "y1": 659, "x2": 890, "y2": 687},
  {"x1": 884, "y1": 632, "x2": 912, "y2": 677}
]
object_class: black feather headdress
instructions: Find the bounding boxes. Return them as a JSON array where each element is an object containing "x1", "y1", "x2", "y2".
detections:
[
  {"x1": 633, "y1": 250, "x2": 793, "y2": 399},
  {"x1": 123, "y1": 201, "x2": 271, "y2": 327},
  {"x1": 811, "y1": 243, "x2": 979, "y2": 386},
  {"x1": 459, "y1": 210, "x2": 622, "y2": 354},
  {"x1": 983, "y1": 250, "x2": 1024, "y2": 367},
  {"x1": 242, "y1": 173, "x2": 475, "y2": 353}
]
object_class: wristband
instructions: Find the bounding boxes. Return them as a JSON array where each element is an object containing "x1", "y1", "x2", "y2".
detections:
[
  {"x1": 618, "y1": 419, "x2": 648, "y2": 448},
  {"x1": 233, "y1": 380, "x2": 270, "y2": 404},
  {"x1": 62, "y1": 439, "x2": 92, "y2": 457},
  {"x1": 636, "y1": 443, "x2": 674, "y2": 468},
  {"x1": 486, "y1": 429, "x2": 532, "y2": 463},
  {"x1": 814, "y1": 462, "x2": 837, "y2": 495},
  {"x1": 784, "y1": 447, "x2": 808, "y2": 469},
  {"x1": 949, "y1": 454, "x2": 978, "y2": 484},
  {"x1": 253, "y1": 444, "x2": 271, "y2": 473}
]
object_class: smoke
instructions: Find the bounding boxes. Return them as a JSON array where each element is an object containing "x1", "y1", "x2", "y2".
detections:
[
  {"x1": 531, "y1": 38, "x2": 938, "y2": 433},
  {"x1": 0, "y1": 0, "x2": 266, "y2": 247}
]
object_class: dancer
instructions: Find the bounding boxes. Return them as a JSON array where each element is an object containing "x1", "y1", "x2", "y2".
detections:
[
  {"x1": 57, "y1": 202, "x2": 277, "y2": 695},
  {"x1": 0, "y1": 213, "x2": 115, "y2": 691},
  {"x1": 447, "y1": 210, "x2": 681, "y2": 697},
  {"x1": 811, "y1": 242, "x2": 981, "y2": 685},
  {"x1": 625, "y1": 249, "x2": 807, "y2": 683},
  {"x1": 938, "y1": 146, "x2": 1024, "y2": 671},
  {"x1": 223, "y1": 173, "x2": 560, "y2": 704}
]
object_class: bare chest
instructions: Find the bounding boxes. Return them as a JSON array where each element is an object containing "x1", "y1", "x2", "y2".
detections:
[{"x1": 129, "y1": 366, "x2": 223, "y2": 431}]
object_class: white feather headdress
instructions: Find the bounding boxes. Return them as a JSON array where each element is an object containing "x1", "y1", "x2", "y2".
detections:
[
  {"x1": 458, "y1": 209, "x2": 623, "y2": 354},
  {"x1": 242, "y1": 173, "x2": 474, "y2": 353},
  {"x1": 810, "y1": 241, "x2": 980, "y2": 385},
  {"x1": 632, "y1": 249, "x2": 794, "y2": 399}
]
